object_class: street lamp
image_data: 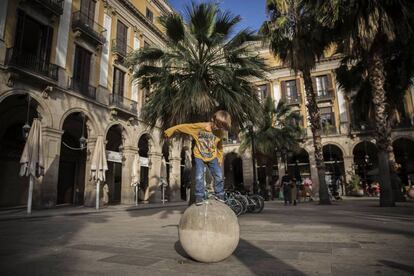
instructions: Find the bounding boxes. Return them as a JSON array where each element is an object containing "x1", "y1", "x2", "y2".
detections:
[
  {"x1": 22, "y1": 95, "x2": 31, "y2": 140},
  {"x1": 79, "y1": 113, "x2": 87, "y2": 150},
  {"x1": 246, "y1": 121, "x2": 258, "y2": 194}
]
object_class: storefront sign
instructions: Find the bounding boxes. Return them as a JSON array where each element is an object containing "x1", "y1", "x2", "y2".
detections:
[
  {"x1": 106, "y1": 150, "x2": 122, "y2": 163},
  {"x1": 140, "y1": 157, "x2": 149, "y2": 167}
]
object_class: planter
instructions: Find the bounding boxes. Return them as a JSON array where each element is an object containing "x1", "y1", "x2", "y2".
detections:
[
  {"x1": 353, "y1": 188, "x2": 364, "y2": 197},
  {"x1": 407, "y1": 187, "x2": 414, "y2": 199}
]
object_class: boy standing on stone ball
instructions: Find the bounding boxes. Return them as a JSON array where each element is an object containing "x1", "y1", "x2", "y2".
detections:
[{"x1": 164, "y1": 110, "x2": 231, "y2": 206}]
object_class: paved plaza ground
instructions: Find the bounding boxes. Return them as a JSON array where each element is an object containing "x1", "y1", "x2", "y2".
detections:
[{"x1": 0, "y1": 198, "x2": 413, "y2": 276}]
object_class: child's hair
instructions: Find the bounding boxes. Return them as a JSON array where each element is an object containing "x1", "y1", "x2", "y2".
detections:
[{"x1": 212, "y1": 110, "x2": 231, "y2": 131}]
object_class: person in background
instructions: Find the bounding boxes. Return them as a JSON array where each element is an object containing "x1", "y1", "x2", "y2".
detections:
[
  {"x1": 281, "y1": 173, "x2": 292, "y2": 205},
  {"x1": 303, "y1": 177, "x2": 313, "y2": 201},
  {"x1": 291, "y1": 177, "x2": 298, "y2": 206}
]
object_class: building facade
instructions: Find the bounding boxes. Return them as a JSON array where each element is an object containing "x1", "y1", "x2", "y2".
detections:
[
  {"x1": 223, "y1": 47, "x2": 414, "y2": 196},
  {"x1": 0, "y1": 0, "x2": 189, "y2": 209}
]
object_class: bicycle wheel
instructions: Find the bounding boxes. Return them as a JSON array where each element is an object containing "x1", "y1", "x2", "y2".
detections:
[
  {"x1": 234, "y1": 194, "x2": 248, "y2": 214},
  {"x1": 226, "y1": 198, "x2": 243, "y2": 216},
  {"x1": 249, "y1": 194, "x2": 265, "y2": 213}
]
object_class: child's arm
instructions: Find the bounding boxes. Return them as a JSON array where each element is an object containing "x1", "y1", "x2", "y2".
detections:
[{"x1": 164, "y1": 123, "x2": 201, "y2": 138}]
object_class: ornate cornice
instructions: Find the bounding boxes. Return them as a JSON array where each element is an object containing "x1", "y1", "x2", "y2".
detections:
[{"x1": 117, "y1": 0, "x2": 167, "y2": 42}]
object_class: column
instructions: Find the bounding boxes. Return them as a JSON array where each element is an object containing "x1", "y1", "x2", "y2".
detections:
[
  {"x1": 38, "y1": 127, "x2": 64, "y2": 208},
  {"x1": 169, "y1": 157, "x2": 182, "y2": 202},
  {"x1": 343, "y1": 155, "x2": 354, "y2": 186},
  {"x1": 148, "y1": 151, "x2": 163, "y2": 203},
  {"x1": 83, "y1": 138, "x2": 97, "y2": 207},
  {"x1": 121, "y1": 147, "x2": 138, "y2": 204}
]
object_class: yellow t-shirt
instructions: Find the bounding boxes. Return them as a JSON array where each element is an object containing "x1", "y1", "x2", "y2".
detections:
[{"x1": 164, "y1": 122, "x2": 224, "y2": 163}]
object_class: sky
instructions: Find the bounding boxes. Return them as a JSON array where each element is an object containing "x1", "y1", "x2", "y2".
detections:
[{"x1": 167, "y1": 0, "x2": 267, "y2": 34}]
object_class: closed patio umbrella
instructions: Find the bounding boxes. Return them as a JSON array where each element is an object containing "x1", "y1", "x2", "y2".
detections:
[
  {"x1": 20, "y1": 118, "x2": 44, "y2": 214},
  {"x1": 90, "y1": 136, "x2": 108, "y2": 210},
  {"x1": 131, "y1": 154, "x2": 140, "y2": 205},
  {"x1": 160, "y1": 157, "x2": 168, "y2": 204}
]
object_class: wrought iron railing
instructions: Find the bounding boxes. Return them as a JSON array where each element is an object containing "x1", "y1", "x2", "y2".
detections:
[
  {"x1": 282, "y1": 94, "x2": 302, "y2": 105},
  {"x1": 34, "y1": 0, "x2": 64, "y2": 15},
  {"x1": 316, "y1": 89, "x2": 334, "y2": 101},
  {"x1": 111, "y1": 39, "x2": 133, "y2": 58},
  {"x1": 5, "y1": 47, "x2": 58, "y2": 80},
  {"x1": 69, "y1": 77, "x2": 97, "y2": 100},
  {"x1": 72, "y1": 11, "x2": 106, "y2": 44},
  {"x1": 110, "y1": 94, "x2": 138, "y2": 113}
]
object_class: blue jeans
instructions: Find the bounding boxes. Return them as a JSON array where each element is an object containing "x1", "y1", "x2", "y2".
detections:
[{"x1": 194, "y1": 157, "x2": 224, "y2": 199}]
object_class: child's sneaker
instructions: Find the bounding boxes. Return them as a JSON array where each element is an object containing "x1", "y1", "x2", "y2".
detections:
[{"x1": 195, "y1": 197, "x2": 204, "y2": 206}]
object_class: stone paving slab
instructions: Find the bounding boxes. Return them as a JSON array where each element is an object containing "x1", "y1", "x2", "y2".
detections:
[{"x1": 0, "y1": 198, "x2": 413, "y2": 275}]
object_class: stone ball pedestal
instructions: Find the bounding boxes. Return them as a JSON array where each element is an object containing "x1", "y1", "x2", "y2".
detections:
[{"x1": 178, "y1": 199, "x2": 240, "y2": 263}]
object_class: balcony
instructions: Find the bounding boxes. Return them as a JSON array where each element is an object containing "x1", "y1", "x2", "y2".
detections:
[
  {"x1": 111, "y1": 39, "x2": 133, "y2": 66},
  {"x1": 72, "y1": 11, "x2": 106, "y2": 45},
  {"x1": 321, "y1": 123, "x2": 338, "y2": 136},
  {"x1": 282, "y1": 94, "x2": 302, "y2": 105},
  {"x1": 69, "y1": 77, "x2": 97, "y2": 100},
  {"x1": 316, "y1": 89, "x2": 335, "y2": 102},
  {"x1": 33, "y1": 0, "x2": 64, "y2": 16},
  {"x1": 109, "y1": 94, "x2": 138, "y2": 116},
  {"x1": 5, "y1": 47, "x2": 58, "y2": 81}
]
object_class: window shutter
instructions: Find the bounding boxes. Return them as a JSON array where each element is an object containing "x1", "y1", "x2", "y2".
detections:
[
  {"x1": 311, "y1": 76, "x2": 317, "y2": 95},
  {"x1": 327, "y1": 74, "x2": 334, "y2": 94},
  {"x1": 280, "y1": 81, "x2": 286, "y2": 100},
  {"x1": 295, "y1": 78, "x2": 301, "y2": 98}
]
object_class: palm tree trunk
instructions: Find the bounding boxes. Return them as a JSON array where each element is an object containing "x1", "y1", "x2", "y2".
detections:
[
  {"x1": 368, "y1": 49, "x2": 395, "y2": 207},
  {"x1": 302, "y1": 70, "x2": 331, "y2": 204}
]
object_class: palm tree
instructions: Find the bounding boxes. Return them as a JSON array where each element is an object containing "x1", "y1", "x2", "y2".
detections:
[
  {"x1": 260, "y1": 0, "x2": 333, "y2": 204},
  {"x1": 240, "y1": 97, "x2": 303, "y2": 196},
  {"x1": 128, "y1": 2, "x2": 268, "y2": 133},
  {"x1": 128, "y1": 2, "x2": 268, "y2": 204},
  {"x1": 318, "y1": 0, "x2": 414, "y2": 206},
  {"x1": 335, "y1": 36, "x2": 414, "y2": 201}
]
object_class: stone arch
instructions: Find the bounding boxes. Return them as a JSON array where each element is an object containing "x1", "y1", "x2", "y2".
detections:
[
  {"x1": 322, "y1": 141, "x2": 348, "y2": 157},
  {"x1": 322, "y1": 144, "x2": 345, "y2": 186},
  {"x1": 392, "y1": 137, "x2": 414, "y2": 186},
  {"x1": 392, "y1": 135, "x2": 414, "y2": 143},
  {"x1": 137, "y1": 132, "x2": 156, "y2": 153},
  {"x1": 59, "y1": 108, "x2": 98, "y2": 138},
  {"x1": 104, "y1": 121, "x2": 132, "y2": 147},
  {"x1": 352, "y1": 140, "x2": 378, "y2": 187},
  {"x1": 286, "y1": 147, "x2": 311, "y2": 181},
  {"x1": 0, "y1": 89, "x2": 53, "y2": 128}
]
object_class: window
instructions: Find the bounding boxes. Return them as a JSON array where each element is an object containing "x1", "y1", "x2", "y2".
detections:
[
  {"x1": 285, "y1": 80, "x2": 298, "y2": 99},
  {"x1": 14, "y1": 11, "x2": 53, "y2": 70},
  {"x1": 320, "y1": 107, "x2": 335, "y2": 132},
  {"x1": 73, "y1": 46, "x2": 92, "y2": 92},
  {"x1": 257, "y1": 84, "x2": 268, "y2": 102},
  {"x1": 113, "y1": 68, "x2": 125, "y2": 96},
  {"x1": 80, "y1": 0, "x2": 96, "y2": 26},
  {"x1": 146, "y1": 8, "x2": 154, "y2": 22},
  {"x1": 315, "y1": 75, "x2": 329, "y2": 97},
  {"x1": 116, "y1": 21, "x2": 128, "y2": 55}
]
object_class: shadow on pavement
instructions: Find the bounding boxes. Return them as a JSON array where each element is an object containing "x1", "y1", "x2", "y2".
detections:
[
  {"x1": 378, "y1": 260, "x2": 414, "y2": 274},
  {"x1": 234, "y1": 239, "x2": 306, "y2": 275},
  {"x1": 174, "y1": 238, "x2": 305, "y2": 275}
]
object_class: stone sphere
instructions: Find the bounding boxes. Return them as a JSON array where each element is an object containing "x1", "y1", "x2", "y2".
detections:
[{"x1": 178, "y1": 199, "x2": 240, "y2": 263}]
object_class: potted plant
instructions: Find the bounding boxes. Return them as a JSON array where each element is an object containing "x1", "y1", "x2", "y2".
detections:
[{"x1": 346, "y1": 173, "x2": 364, "y2": 196}]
